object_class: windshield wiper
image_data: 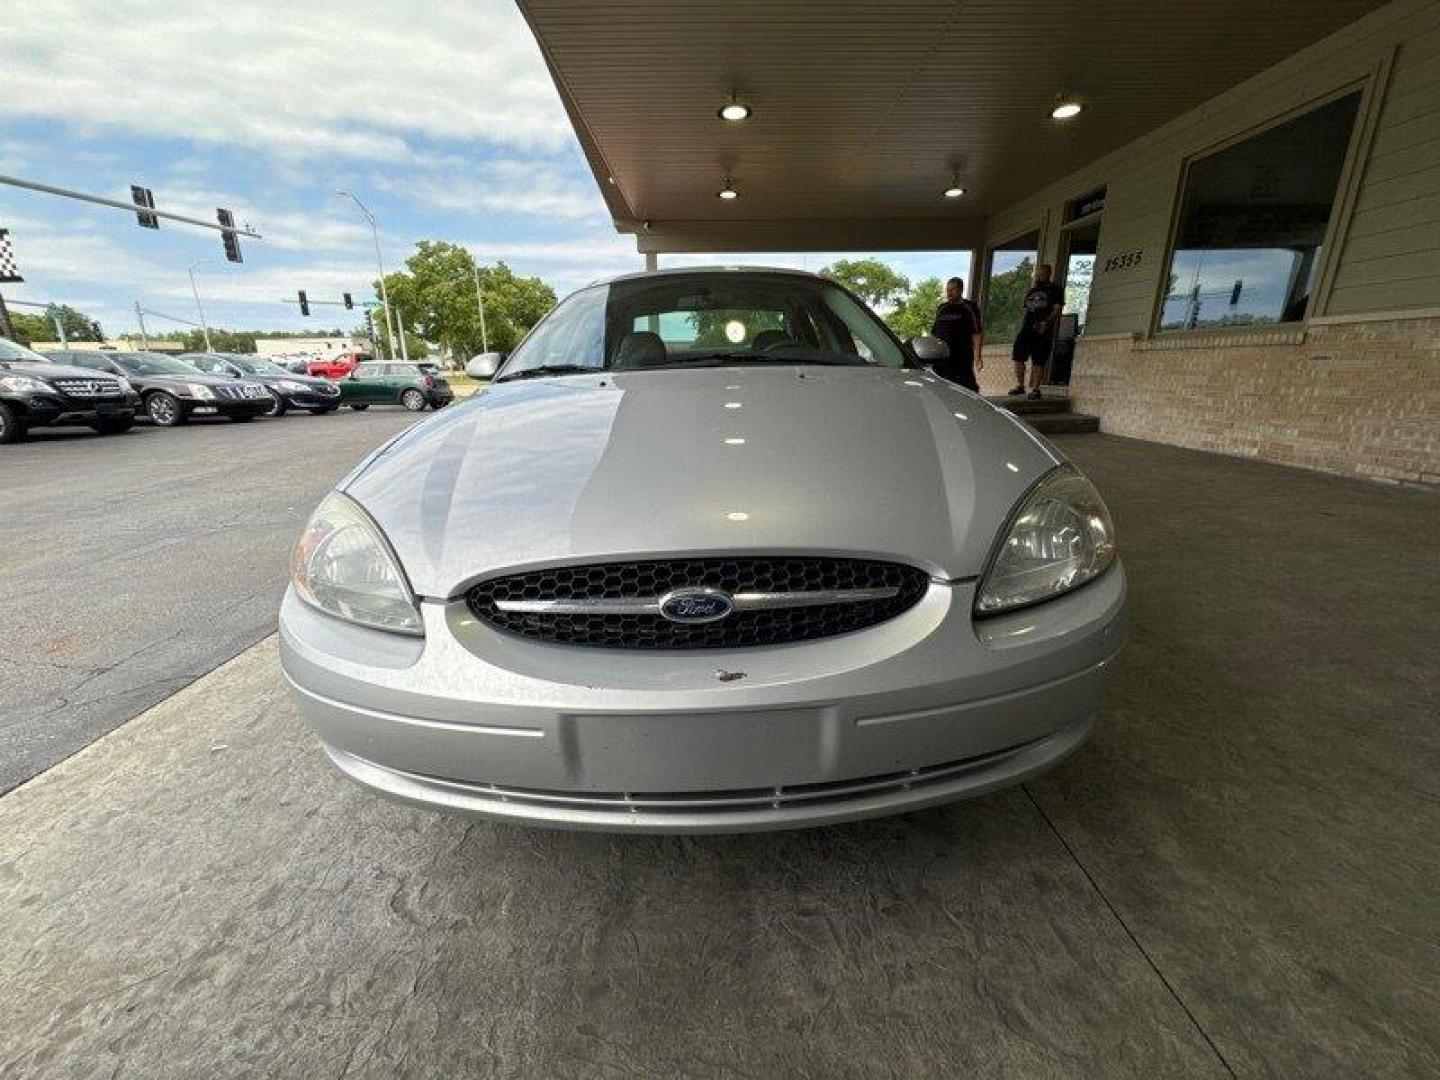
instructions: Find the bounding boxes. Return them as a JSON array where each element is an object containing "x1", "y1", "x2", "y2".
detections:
[{"x1": 495, "y1": 364, "x2": 597, "y2": 383}]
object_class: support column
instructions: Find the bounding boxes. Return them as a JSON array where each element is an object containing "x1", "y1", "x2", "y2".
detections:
[{"x1": 645, "y1": 252, "x2": 658, "y2": 272}]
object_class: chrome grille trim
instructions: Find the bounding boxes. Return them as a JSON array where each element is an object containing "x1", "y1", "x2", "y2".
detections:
[
  {"x1": 493, "y1": 586, "x2": 901, "y2": 616},
  {"x1": 49, "y1": 378, "x2": 124, "y2": 398},
  {"x1": 468, "y1": 557, "x2": 930, "y2": 648}
]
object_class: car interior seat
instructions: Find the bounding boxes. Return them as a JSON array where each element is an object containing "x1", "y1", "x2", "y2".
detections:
[
  {"x1": 613, "y1": 331, "x2": 669, "y2": 368},
  {"x1": 751, "y1": 328, "x2": 790, "y2": 351}
]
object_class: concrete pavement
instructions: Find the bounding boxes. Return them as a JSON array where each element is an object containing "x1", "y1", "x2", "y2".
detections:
[{"x1": 1, "y1": 434, "x2": 1437, "y2": 1077}]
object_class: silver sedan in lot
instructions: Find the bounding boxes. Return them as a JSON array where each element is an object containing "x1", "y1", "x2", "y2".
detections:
[{"x1": 280, "y1": 268, "x2": 1125, "y2": 832}]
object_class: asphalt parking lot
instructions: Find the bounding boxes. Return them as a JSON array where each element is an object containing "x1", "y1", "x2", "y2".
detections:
[
  {"x1": 2, "y1": 432, "x2": 1435, "y2": 1078},
  {"x1": 0, "y1": 410, "x2": 419, "y2": 792}
]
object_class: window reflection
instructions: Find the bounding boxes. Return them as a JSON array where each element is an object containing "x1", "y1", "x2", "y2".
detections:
[
  {"x1": 1159, "y1": 92, "x2": 1360, "y2": 331},
  {"x1": 983, "y1": 231, "x2": 1040, "y2": 343}
]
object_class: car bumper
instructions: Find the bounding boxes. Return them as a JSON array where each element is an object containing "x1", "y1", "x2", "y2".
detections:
[
  {"x1": 186, "y1": 400, "x2": 270, "y2": 418},
  {"x1": 279, "y1": 563, "x2": 1126, "y2": 833},
  {"x1": 281, "y1": 389, "x2": 342, "y2": 408},
  {"x1": 21, "y1": 394, "x2": 140, "y2": 426}
]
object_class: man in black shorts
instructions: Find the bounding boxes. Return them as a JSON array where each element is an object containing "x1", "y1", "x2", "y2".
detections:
[
  {"x1": 929, "y1": 276, "x2": 984, "y2": 391},
  {"x1": 1010, "y1": 263, "x2": 1064, "y2": 400}
]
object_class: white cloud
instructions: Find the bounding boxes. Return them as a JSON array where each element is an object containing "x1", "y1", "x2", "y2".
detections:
[
  {"x1": 376, "y1": 159, "x2": 605, "y2": 222},
  {"x1": 0, "y1": 0, "x2": 571, "y2": 162}
]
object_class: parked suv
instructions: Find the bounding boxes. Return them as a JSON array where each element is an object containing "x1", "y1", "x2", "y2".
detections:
[
  {"x1": 68, "y1": 351, "x2": 271, "y2": 426},
  {"x1": 1, "y1": 339, "x2": 140, "y2": 443},
  {"x1": 339, "y1": 362, "x2": 453, "y2": 411},
  {"x1": 180, "y1": 353, "x2": 342, "y2": 416},
  {"x1": 308, "y1": 351, "x2": 373, "y2": 380}
]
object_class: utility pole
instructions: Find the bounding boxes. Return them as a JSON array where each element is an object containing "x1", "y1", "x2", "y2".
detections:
[
  {"x1": 336, "y1": 190, "x2": 395, "y2": 361},
  {"x1": 472, "y1": 263, "x2": 489, "y2": 353},
  {"x1": 135, "y1": 302, "x2": 149, "y2": 349},
  {"x1": 187, "y1": 260, "x2": 214, "y2": 352},
  {"x1": 396, "y1": 309, "x2": 411, "y2": 363}
]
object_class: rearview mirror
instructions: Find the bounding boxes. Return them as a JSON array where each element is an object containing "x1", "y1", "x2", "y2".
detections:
[{"x1": 909, "y1": 335, "x2": 949, "y2": 363}]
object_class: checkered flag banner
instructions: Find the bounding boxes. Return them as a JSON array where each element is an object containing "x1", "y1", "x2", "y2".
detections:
[{"x1": 0, "y1": 229, "x2": 22, "y2": 284}]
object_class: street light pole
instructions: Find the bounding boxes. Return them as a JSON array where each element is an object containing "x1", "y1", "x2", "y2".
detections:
[
  {"x1": 187, "y1": 260, "x2": 214, "y2": 352},
  {"x1": 472, "y1": 261, "x2": 489, "y2": 353},
  {"x1": 336, "y1": 190, "x2": 396, "y2": 361}
]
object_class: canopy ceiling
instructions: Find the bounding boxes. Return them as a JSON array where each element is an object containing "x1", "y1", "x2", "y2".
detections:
[{"x1": 517, "y1": 0, "x2": 1386, "y2": 252}]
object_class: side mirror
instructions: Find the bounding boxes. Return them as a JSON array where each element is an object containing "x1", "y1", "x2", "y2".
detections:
[
  {"x1": 466, "y1": 351, "x2": 505, "y2": 380},
  {"x1": 909, "y1": 335, "x2": 950, "y2": 363}
]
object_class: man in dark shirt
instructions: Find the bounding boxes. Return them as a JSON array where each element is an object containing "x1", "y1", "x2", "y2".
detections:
[
  {"x1": 1010, "y1": 263, "x2": 1064, "y2": 400},
  {"x1": 929, "y1": 276, "x2": 984, "y2": 392}
]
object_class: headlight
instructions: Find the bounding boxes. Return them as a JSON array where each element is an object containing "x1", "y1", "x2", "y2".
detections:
[
  {"x1": 278, "y1": 380, "x2": 307, "y2": 392},
  {"x1": 976, "y1": 465, "x2": 1116, "y2": 615},
  {"x1": 290, "y1": 491, "x2": 423, "y2": 636},
  {"x1": 188, "y1": 383, "x2": 215, "y2": 400},
  {"x1": 114, "y1": 377, "x2": 135, "y2": 394},
  {"x1": 0, "y1": 375, "x2": 52, "y2": 393}
]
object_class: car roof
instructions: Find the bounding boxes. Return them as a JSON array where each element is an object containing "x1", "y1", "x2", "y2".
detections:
[{"x1": 593, "y1": 264, "x2": 826, "y2": 287}]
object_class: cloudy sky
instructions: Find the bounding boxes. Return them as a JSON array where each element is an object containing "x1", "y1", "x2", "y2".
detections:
[{"x1": 0, "y1": 0, "x2": 969, "y2": 337}]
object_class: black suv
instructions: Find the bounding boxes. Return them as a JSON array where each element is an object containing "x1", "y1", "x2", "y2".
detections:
[
  {"x1": 179, "y1": 353, "x2": 341, "y2": 416},
  {"x1": 0, "y1": 338, "x2": 141, "y2": 444},
  {"x1": 64, "y1": 350, "x2": 271, "y2": 426}
]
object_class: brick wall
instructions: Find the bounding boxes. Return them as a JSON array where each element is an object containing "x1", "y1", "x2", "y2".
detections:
[{"x1": 1042, "y1": 316, "x2": 1439, "y2": 487}]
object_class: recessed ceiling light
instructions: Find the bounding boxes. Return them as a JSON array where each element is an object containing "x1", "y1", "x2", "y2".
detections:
[
  {"x1": 1051, "y1": 99, "x2": 1084, "y2": 120},
  {"x1": 718, "y1": 102, "x2": 751, "y2": 122},
  {"x1": 718, "y1": 179, "x2": 739, "y2": 200},
  {"x1": 943, "y1": 185, "x2": 966, "y2": 198}
]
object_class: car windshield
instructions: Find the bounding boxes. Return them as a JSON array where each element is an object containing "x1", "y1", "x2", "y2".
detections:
[
  {"x1": 0, "y1": 337, "x2": 54, "y2": 364},
  {"x1": 497, "y1": 271, "x2": 910, "y2": 381},
  {"x1": 230, "y1": 356, "x2": 289, "y2": 376},
  {"x1": 116, "y1": 353, "x2": 204, "y2": 376}
]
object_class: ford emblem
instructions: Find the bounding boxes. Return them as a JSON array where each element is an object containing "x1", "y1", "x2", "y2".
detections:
[{"x1": 658, "y1": 587, "x2": 734, "y2": 624}]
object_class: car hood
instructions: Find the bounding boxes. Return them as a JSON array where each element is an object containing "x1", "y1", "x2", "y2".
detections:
[
  {"x1": 254, "y1": 372, "x2": 330, "y2": 388},
  {"x1": 4, "y1": 361, "x2": 116, "y2": 381},
  {"x1": 344, "y1": 367, "x2": 1062, "y2": 597}
]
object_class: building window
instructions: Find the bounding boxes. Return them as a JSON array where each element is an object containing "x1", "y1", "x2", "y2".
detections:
[
  {"x1": 1158, "y1": 91, "x2": 1361, "y2": 332},
  {"x1": 983, "y1": 230, "x2": 1040, "y2": 342}
]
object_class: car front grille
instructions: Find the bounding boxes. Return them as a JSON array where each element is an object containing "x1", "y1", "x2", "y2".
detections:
[
  {"x1": 467, "y1": 557, "x2": 931, "y2": 649},
  {"x1": 214, "y1": 383, "x2": 269, "y2": 400},
  {"x1": 49, "y1": 378, "x2": 125, "y2": 398}
]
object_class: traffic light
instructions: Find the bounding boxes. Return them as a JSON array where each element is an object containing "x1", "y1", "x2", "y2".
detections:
[
  {"x1": 130, "y1": 185, "x2": 158, "y2": 229},
  {"x1": 298, "y1": 290, "x2": 310, "y2": 317},
  {"x1": 343, "y1": 292, "x2": 353, "y2": 310},
  {"x1": 90, "y1": 320, "x2": 103, "y2": 340},
  {"x1": 217, "y1": 208, "x2": 243, "y2": 264}
]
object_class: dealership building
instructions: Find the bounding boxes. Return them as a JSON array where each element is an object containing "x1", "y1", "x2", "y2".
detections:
[{"x1": 521, "y1": 0, "x2": 1438, "y2": 487}]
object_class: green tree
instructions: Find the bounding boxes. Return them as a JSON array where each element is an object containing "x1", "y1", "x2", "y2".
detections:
[
  {"x1": 9, "y1": 305, "x2": 104, "y2": 345},
  {"x1": 885, "y1": 277, "x2": 943, "y2": 340},
  {"x1": 377, "y1": 241, "x2": 556, "y2": 359},
  {"x1": 819, "y1": 258, "x2": 911, "y2": 310},
  {"x1": 982, "y1": 258, "x2": 1035, "y2": 343}
]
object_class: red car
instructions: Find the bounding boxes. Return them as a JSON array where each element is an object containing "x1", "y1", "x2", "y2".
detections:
[{"x1": 308, "y1": 351, "x2": 373, "y2": 379}]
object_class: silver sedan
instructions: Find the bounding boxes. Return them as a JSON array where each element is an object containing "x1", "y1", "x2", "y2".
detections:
[{"x1": 280, "y1": 268, "x2": 1125, "y2": 832}]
